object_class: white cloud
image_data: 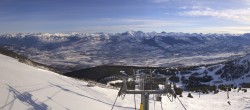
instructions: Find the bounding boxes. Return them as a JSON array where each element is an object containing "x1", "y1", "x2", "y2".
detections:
[
  {"x1": 72, "y1": 18, "x2": 250, "y2": 34},
  {"x1": 74, "y1": 18, "x2": 185, "y2": 33},
  {"x1": 77, "y1": 25, "x2": 250, "y2": 34},
  {"x1": 242, "y1": 0, "x2": 250, "y2": 5},
  {"x1": 193, "y1": 26, "x2": 250, "y2": 34},
  {"x1": 181, "y1": 8, "x2": 250, "y2": 22}
]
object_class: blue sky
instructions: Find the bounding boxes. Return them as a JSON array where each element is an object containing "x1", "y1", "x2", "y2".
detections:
[{"x1": 0, "y1": 0, "x2": 250, "y2": 34}]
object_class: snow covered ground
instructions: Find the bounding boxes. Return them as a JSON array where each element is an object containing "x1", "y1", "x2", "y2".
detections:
[{"x1": 0, "y1": 53, "x2": 250, "y2": 110}]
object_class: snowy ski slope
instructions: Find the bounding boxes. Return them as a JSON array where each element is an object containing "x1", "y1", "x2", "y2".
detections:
[{"x1": 0, "y1": 54, "x2": 250, "y2": 110}]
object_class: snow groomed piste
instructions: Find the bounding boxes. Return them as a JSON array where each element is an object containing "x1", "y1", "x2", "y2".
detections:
[{"x1": 0, "y1": 54, "x2": 250, "y2": 110}]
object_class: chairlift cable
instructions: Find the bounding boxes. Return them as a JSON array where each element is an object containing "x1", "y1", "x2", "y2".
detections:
[
  {"x1": 167, "y1": 93, "x2": 174, "y2": 102},
  {"x1": 111, "y1": 93, "x2": 119, "y2": 110},
  {"x1": 176, "y1": 96, "x2": 187, "y2": 110}
]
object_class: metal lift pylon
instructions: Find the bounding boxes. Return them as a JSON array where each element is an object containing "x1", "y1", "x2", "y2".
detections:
[{"x1": 118, "y1": 69, "x2": 176, "y2": 110}]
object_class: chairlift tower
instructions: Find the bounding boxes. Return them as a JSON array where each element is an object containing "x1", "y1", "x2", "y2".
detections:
[{"x1": 118, "y1": 69, "x2": 175, "y2": 110}]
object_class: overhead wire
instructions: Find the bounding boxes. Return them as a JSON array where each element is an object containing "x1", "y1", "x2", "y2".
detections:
[
  {"x1": 165, "y1": 82, "x2": 187, "y2": 110},
  {"x1": 167, "y1": 93, "x2": 174, "y2": 102},
  {"x1": 111, "y1": 93, "x2": 119, "y2": 110},
  {"x1": 176, "y1": 95, "x2": 187, "y2": 110},
  {"x1": 170, "y1": 83, "x2": 187, "y2": 110},
  {"x1": 111, "y1": 81, "x2": 125, "y2": 110}
]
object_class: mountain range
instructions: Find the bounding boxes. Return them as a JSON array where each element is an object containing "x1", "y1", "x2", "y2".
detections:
[{"x1": 1, "y1": 31, "x2": 250, "y2": 73}]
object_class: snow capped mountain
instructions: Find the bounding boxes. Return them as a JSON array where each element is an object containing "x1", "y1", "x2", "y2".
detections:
[
  {"x1": 0, "y1": 31, "x2": 250, "y2": 72},
  {"x1": 0, "y1": 31, "x2": 244, "y2": 43}
]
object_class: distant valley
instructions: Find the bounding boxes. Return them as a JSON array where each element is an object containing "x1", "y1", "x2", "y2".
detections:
[{"x1": 1, "y1": 31, "x2": 250, "y2": 73}]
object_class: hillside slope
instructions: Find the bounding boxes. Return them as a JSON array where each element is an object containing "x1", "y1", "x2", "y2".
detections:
[
  {"x1": 176, "y1": 54, "x2": 250, "y2": 88},
  {"x1": 65, "y1": 55, "x2": 250, "y2": 88},
  {"x1": 0, "y1": 54, "x2": 133, "y2": 110},
  {"x1": 1, "y1": 54, "x2": 250, "y2": 110}
]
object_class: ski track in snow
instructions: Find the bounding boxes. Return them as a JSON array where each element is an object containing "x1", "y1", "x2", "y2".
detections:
[{"x1": 1, "y1": 54, "x2": 250, "y2": 110}]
